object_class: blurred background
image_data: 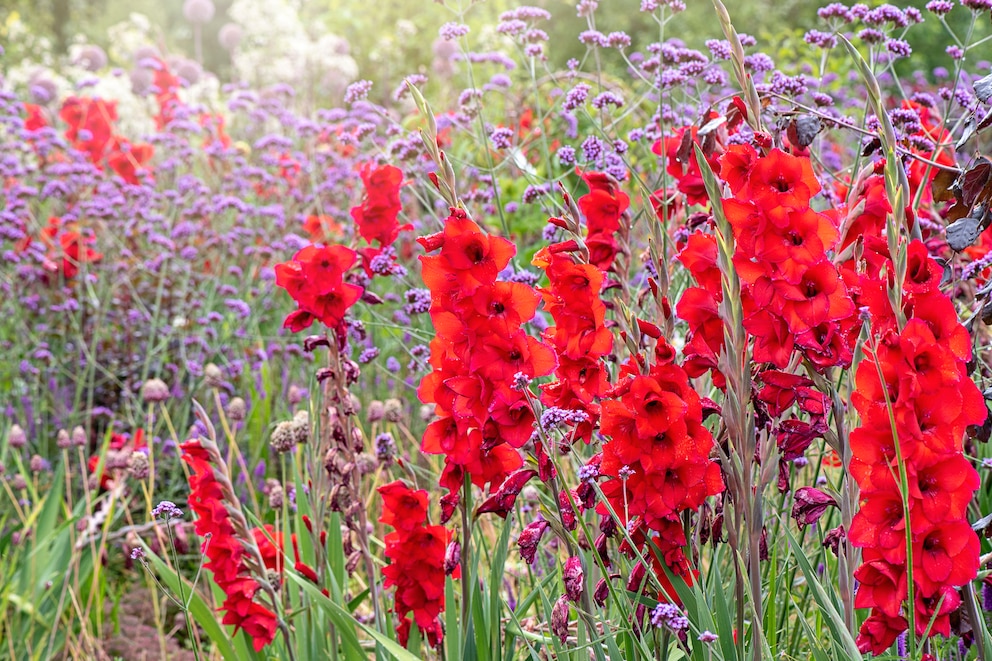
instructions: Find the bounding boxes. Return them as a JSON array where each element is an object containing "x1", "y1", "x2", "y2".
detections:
[{"x1": 1, "y1": 0, "x2": 980, "y2": 107}]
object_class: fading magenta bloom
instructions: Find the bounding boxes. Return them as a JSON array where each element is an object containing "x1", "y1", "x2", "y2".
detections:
[
  {"x1": 792, "y1": 486, "x2": 837, "y2": 526},
  {"x1": 563, "y1": 556, "x2": 584, "y2": 602}
]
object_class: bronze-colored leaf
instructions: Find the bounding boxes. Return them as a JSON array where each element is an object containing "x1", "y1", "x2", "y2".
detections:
[
  {"x1": 861, "y1": 136, "x2": 880, "y2": 157},
  {"x1": 960, "y1": 158, "x2": 992, "y2": 207},
  {"x1": 676, "y1": 127, "x2": 694, "y2": 166},
  {"x1": 945, "y1": 201, "x2": 969, "y2": 223},
  {"x1": 931, "y1": 168, "x2": 957, "y2": 203},
  {"x1": 978, "y1": 106, "x2": 992, "y2": 133}
]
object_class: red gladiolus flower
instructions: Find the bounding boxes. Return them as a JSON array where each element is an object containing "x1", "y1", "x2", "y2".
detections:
[
  {"x1": 59, "y1": 96, "x2": 118, "y2": 165},
  {"x1": 576, "y1": 171, "x2": 629, "y2": 271},
  {"x1": 181, "y1": 440, "x2": 277, "y2": 651},
  {"x1": 418, "y1": 209, "x2": 554, "y2": 516},
  {"x1": 107, "y1": 140, "x2": 154, "y2": 185},
  {"x1": 848, "y1": 234, "x2": 981, "y2": 652},
  {"x1": 274, "y1": 244, "x2": 363, "y2": 332},
  {"x1": 378, "y1": 481, "x2": 447, "y2": 647},
  {"x1": 652, "y1": 126, "x2": 722, "y2": 206},
  {"x1": 351, "y1": 163, "x2": 411, "y2": 249}
]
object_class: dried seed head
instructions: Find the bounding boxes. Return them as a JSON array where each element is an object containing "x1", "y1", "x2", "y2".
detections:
[
  {"x1": 29, "y1": 454, "x2": 47, "y2": 473},
  {"x1": 288, "y1": 384, "x2": 305, "y2": 407},
  {"x1": 270, "y1": 421, "x2": 295, "y2": 454},
  {"x1": 203, "y1": 363, "x2": 224, "y2": 388},
  {"x1": 107, "y1": 450, "x2": 129, "y2": 470},
  {"x1": 127, "y1": 452, "x2": 150, "y2": 480},
  {"x1": 141, "y1": 378, "x2": 171, "y2": 403},
  {"x1": 266, "y1": 478, "x2": 284, "y2": 508},
  {"x1": 419, "y1": 404, "x2": 435, "y2": 422},
  {"x1": 367, "y1": 400, "x2": 385, "y2": 422},
  {"x1": 227, "y1": 397, "x2": 247, "y2": 422},
  {"x1": 383, "y1": 398, "x2": 403, "y2": 422},
  {"x1": 8, "y1": 424, "x2": 26, "y2": 449},
  {"x1": 354, "y1": 452, "x2": 376, "y2": 476},
  {"x1": 290, "y1": 410, "x2": 310, "y2": 444}
]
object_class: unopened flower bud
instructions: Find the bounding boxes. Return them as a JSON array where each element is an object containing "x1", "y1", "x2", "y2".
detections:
[
  {"x1": 563, "y1": 556, "x2": 584, "y2": 602},
  {"x1": 10, "y1": 474, "x2": 27, "y2": 490},
  {"x1": 593, "y1": 577, "x2": 610, "y2": 606},
  {"x1": 29, "y1": 454, "x2": 47, "y2": 473},
  {"x1": 141, "y1": 378, "x2": 170, "y2": 403},
  {"x1": 445, "y1": 541, "x2": 461, "y2": 575},
  {"x1": 56, "y1": 429, "x2": 71, "y2": 448},
  {"x1": 72, "y1": 426, "x2": 87, "y2": 446}
]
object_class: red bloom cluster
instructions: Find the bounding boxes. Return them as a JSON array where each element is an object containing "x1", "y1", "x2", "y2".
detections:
[
  {"x1": 17, "y1": 216, "x2": 104, "y2": 282},
  {"x1": 274, "y1": 244, "x2": 364, "y2": 332},
  {"x1": 150, "y1": 58, "x2": 182, "y2": 130},
  {"x1": 652, "y1": 126, "x2": 722, "y2": 207},
  {"x1": 675, "y1": 231, "x2": 726, "y2": 386},
  {"x1": 418, "y1": 209, "x2": 556, "y2": 519},
  {"x1": 848, "y1": 237, "x2": 983, "y2": 654},
  {"x1": 23, "y1": 103, "x2": 48, "y2": 132},
  {"x1": 597, "y1": 344, "x2": 724, "y2": 597},
  {"x1": 532, "y1": 244, "x2": 613, "y2": 446},
  {"x1": 351, "y1": 164, "x2": 411, "y2": 271},
  {"x1": 576, "y1": 171, "x2": 629, "y2": 271},
  {"x1": 722, "y1": 145, "x2": 856, "y2": 369},
  {"x1": 59, "y1": 96, "x2": 154, "y2": 183},
  {"x1": 60, "y1": 96, "x2": 118, "y2": 165},
  {"x1": 378, "y1": 481, "x2": 447, "y2": 647},
  {"x1": 181, "y1": 440, "x2": 278, "y2": 652}
]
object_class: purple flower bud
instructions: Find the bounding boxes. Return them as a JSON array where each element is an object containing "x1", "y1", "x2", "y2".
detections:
[{"x1": 152, "y1": 501, "x2": 184, "y2": 519}]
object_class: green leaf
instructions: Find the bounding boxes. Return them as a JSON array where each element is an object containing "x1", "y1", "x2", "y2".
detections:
[
  {"x1": 143, "y1": 549, "x2": 240, "y2": 661},
  {"x1": 783, "y1": 526, "x2": 861, "y2": 660},
  {"x1": 285, "y1": 571, "x2": 425, "y2": 661}
]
